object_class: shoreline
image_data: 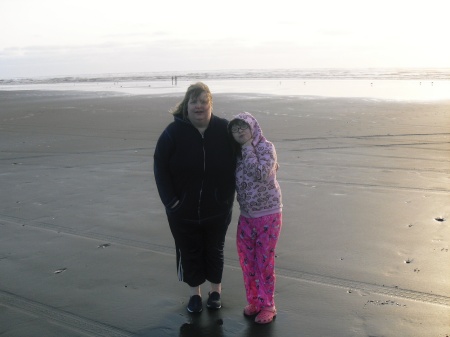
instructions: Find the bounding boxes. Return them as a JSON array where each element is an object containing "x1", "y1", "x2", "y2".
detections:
[{"x1": 2, "y1": 78, "x2": 450, "y2": 101}]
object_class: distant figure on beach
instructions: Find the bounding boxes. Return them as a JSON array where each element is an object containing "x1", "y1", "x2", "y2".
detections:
[
  {"x1": 228, "y1": 112, "x2": 283, "y2": 324},
  {"x1": 153, "y1": 82, "x2": 236, "y2": 314}
]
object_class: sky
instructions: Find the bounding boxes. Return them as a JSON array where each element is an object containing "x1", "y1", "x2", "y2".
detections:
[{"x1": 1, "y1": 0, "x2": 449, "y2": 78}]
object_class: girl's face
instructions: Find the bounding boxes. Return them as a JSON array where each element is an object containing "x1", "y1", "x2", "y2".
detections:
[
  {"x1": 231, "y1": 121, "x2": 252, "y2": 145},
  {"x1": 187, "y1": 91, "x2": 212, "y2": 127}
]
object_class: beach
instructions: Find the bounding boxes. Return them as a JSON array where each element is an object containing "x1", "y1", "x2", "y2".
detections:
[{"x1": 0, "y1": 89, "x2": 449, "y2": 336}]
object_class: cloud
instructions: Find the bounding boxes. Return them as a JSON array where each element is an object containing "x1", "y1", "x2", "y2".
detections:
[{"x1": 1, "y1": 0, "x2": 449, "y2": 78}]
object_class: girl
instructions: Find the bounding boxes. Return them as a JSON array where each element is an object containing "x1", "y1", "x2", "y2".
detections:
[{"x1": 228, "y1": 112, "x2": 282, "y2": 324}]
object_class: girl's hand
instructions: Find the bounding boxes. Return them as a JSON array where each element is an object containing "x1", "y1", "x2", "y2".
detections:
[{"x1": 242, "y1": 138, "x2": 253, "y2": 147}]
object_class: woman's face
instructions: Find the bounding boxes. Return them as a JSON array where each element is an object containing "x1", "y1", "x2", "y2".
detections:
[
  {"x1": 187, "y1": 91, "x2": 212, "y2": 127},
  {"x1": 231, "y1": 121, "x2": 252, "y2": 145}
]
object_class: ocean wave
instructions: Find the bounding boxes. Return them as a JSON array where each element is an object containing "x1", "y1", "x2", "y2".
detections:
[{"x1": 2, "y1": 68, "x2": 450, "y2": 85}]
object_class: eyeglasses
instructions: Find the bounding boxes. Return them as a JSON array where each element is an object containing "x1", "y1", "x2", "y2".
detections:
[{"x1": 231, "y1": 123, "x2": 249, "y2": 133}]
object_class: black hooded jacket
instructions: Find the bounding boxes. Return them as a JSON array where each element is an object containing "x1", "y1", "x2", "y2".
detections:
[{"x1": 154, "y1": 114, "x2": 236, "y2": 222}]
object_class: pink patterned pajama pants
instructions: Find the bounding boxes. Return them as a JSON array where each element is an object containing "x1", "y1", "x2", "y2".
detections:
[{"x1": 236, "y1": 213, "x2": 282, "y2": 309}]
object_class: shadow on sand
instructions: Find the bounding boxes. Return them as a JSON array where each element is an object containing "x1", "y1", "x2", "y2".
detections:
[{"x1": 178, "y1": 309, "x2": 275, "y2": 337}]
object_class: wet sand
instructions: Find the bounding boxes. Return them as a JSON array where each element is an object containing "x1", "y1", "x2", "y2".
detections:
[{"x1": 0, "y1": 90, "x2": 449, "y2": 336}]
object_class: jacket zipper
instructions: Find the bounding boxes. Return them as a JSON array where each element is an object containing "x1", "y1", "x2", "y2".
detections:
[{"x1": 198, "y1": 133, "x2": 206, "y2": 220}]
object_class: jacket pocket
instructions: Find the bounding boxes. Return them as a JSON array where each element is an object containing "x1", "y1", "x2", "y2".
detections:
[{"x1": 166, "y1": 193, "x2": 186, "y2": 214}]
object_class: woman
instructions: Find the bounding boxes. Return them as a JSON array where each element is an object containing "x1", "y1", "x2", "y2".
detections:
[{"x1": 153, "y1": 82, "x2": 236, "y2": 313}]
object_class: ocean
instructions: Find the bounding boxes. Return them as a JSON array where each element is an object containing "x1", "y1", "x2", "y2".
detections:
[{"x1": 1, "y1": 68, "x2": 450, "y2": 101}]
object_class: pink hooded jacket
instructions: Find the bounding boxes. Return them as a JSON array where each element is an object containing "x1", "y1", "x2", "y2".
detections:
[{"x1": 230, "y1": 112, "x2": 282, "y2": 218}]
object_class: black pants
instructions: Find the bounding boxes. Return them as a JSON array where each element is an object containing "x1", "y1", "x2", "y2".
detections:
[{"x1": 167, "y1": 211, "x2": 232, "y2": 287}]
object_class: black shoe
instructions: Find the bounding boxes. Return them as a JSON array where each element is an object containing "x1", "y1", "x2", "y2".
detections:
[
  {"x1": 187, "y1": 295, "x2": 203, "y2": 313},
  {"x1": 206, "y1": 291, "x2": 222, "y2": 309}
]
